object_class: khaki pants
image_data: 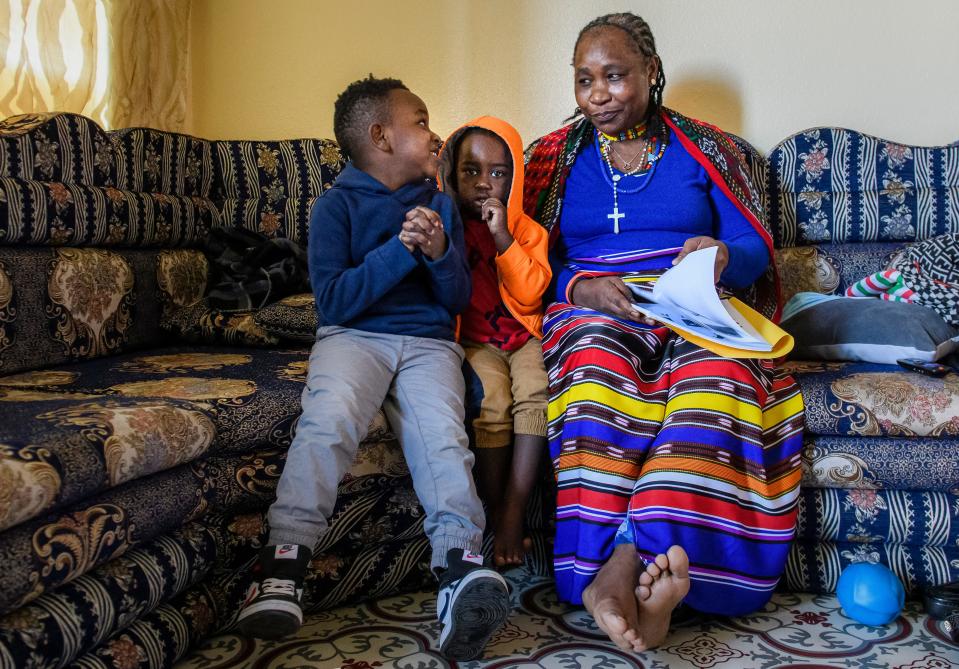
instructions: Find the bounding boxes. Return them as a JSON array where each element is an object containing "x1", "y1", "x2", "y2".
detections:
[{"x1": 462, "y1": 337, "x2": 548, "y2": 448}]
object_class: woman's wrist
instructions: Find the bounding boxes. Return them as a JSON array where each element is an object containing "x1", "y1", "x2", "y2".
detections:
[{"x1": 570, "y1": 276, "x2": 591, "y2": 306}]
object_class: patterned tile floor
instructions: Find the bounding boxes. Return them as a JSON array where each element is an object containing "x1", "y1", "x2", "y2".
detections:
[{"x1": 179, "y1": 568, "x2": 959, "y2": 668}]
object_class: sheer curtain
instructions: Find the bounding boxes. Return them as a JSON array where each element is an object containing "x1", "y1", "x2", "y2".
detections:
[{"x1": 0, "y1": 0, "x2": 190, "y2": 131}]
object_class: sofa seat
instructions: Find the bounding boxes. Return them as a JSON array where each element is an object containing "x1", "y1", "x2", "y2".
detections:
[
  {"x1": 0, "y1": 343, "x2": 433, "y2": 668},
  {"x1": 779, "y1": 359, "x2": 959, "y2": 593},
  {"x1": 0, "y1": 390, "x2": 218, "y2": 534},
  {"x1": 799, "y1": 434, "x2": 959, "y2": 491},
  {"x1": 784, "y1": 360, "x2": 959, "y2": 438},
  {"x1": 0, "y1": 477, "x2": 437, "y2": 669},
  {"x1": 0, "y1": 346, "x2": 312, "y2": 454},
  {"x1": 0, "y1": 447, "x2": 285, "y2": 616},
  {"x1": 0, "y1": 342, "x2": 438, "y2": 667}
]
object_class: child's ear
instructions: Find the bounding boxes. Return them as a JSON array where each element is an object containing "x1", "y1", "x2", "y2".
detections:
[{"x1": 369, "y1": 123, "x2": 391, "y2": 153}]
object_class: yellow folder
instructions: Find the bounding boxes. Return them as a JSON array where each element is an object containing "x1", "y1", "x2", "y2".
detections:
[{"x1": 666, "y1": 297, "x2": 794, "y2": 359}]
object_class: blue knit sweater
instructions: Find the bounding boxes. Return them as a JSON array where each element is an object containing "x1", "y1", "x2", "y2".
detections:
[
  {"x1": 307, "y1": 164, "x2": 470, "y2": 340},
  {"x1": 554, "y1": 128, "x2": 769, "y2": 301}
]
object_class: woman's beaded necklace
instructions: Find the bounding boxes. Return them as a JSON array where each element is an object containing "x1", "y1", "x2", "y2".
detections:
[
  {"x1": 599, "y1": 121, "x2": 648, "y2": 142},
  {"x1": 596, "y1": 130, "x2": 667, "y2": 233}
]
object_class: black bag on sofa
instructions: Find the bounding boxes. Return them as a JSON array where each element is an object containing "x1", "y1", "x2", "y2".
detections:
[{"x1": 204, "y1": 227, "x2": 310, "y2": 312}]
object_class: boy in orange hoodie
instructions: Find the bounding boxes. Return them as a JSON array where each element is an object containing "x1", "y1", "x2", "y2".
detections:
[{"x1": 438, "y1": 117, "x2": 551, "y2": 567}]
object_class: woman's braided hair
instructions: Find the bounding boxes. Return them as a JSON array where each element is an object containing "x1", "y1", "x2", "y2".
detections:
[{"x1": 572, "y1": 12, "x2": 667, "y2": 144}]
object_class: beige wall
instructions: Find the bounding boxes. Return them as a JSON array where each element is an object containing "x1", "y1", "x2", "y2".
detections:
[{"x1": 189, "y1": 0, "x2": 959, "y2": 152}]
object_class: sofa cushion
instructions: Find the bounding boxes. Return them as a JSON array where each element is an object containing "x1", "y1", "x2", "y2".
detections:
[
  {"x1": 0, "y1": 177, "x2": 217, "y2": 247},
  {"x1": 783, "y1": 360, "x2": 959, "y2": 437},
  {"x1": 212, "y1": 139, "x2": 345, "y2": 245},
  {"x1": 795, "y1": 487, "x2": 959, "y2": 547},
  {"x1": 786, "y1": 539, "x2": 958, "y2": 596},
  {"x1": 110, "y1": 127, "x2": 215, "y2": 197},
  {"x1": 775, "y1": 242, "x2": 905, "y2": 304},
  {"x1": 163, "y1": 300, "x2": 280, "y2": 348},
  {"x1": 155, "y1": 249, "x2": 280, "y2": 347},
  {"x1": 157, "y1": 249, "x2": 209, "y2": 311},
  {"x1": 783, "y1": 293, "x2": 959, "y2": 364},
  {"x1": 0, "y1": 448, "x2": 287, "y2": 616},
  {"x1": 252, "y1": 293, "x2": 317, "y2": 342}
]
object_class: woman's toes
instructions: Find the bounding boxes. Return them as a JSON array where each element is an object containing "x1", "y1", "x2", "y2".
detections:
[{"x1": 666, "y1": 545, "x2": 690, "y2": 578}]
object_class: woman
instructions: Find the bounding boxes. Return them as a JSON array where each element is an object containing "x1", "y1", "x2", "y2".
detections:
[{"x1": 523, "y1": 13, "x2": 805, "y2": 652}]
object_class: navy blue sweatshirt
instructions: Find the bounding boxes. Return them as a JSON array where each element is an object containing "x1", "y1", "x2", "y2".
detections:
[{"x1": 308, "y1": 164, "x2": 471, "y2": 340}]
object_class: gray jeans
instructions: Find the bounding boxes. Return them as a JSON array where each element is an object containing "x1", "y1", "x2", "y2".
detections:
[{"x1": 267, "y1": 326, "x2": 485, "y2": 571}]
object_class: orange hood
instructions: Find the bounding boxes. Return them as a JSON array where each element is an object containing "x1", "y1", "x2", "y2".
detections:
[
  {"x1": 437, "y1": 115, "x2": 528, "y2": 233},
  {"x1": 438, "y1": 116, "x2": 551, "y2": 338}
]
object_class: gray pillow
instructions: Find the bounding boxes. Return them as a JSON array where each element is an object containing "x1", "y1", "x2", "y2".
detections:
[{"x1": 782, "y1": 292, "x2": 959, "y2": 364}]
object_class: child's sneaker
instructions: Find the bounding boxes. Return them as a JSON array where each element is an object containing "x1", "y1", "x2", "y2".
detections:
[
  {"x1": 436, "y1": 548, "x2": 510, "y2": 661},
  {"x1": 236, "y1": 543, "x2": 312, "y2": 639}
]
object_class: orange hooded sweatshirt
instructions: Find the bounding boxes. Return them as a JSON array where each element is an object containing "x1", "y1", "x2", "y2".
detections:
[{"x1": 437, "y1": 116, "x2": 551, "y2": 338}]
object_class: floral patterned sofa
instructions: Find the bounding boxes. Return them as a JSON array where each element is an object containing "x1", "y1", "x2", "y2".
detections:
[
  {"x1": 1, "y1": 110, "x2": 957, "y2": 668},
  {"x1": 756, "y1": 129, "x2": 959, "y2": 595},
  {"x1": 0, "y1": 112, "x2": 453, "y2": 669}
]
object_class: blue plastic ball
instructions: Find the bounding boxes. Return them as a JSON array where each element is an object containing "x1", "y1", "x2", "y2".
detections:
[{"x1": 836, "y1": 562, "x2": 905, "y2": 626}]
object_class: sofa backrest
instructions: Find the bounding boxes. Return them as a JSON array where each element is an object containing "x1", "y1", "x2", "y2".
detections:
[
  {"x1": 0, "y1": 114, "x2": 346, "y2": 249},
  {"x1": 108, "y1": 133, "x2": 346, "y2": 245},
  {"x1": 213, "y1": 138, "x2": 344, "y2": 246},
  {"x1": 0, "y1": 113, "x2": 116, "y2": 186},
  {"x1": 768, "y1": 128, "x2": 959, "y2": 247},
  {"x1": 110, "y1": 126, "x2": 216, "y2": 198},
  {"x1": 767, "y1": 128, "x2": 959, "y2": 302},
  {"x1": 0, "y1": 113, "x2": 345, "y2": 375}
]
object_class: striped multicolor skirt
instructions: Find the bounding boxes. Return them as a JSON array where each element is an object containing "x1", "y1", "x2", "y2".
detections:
[{"x1": 543, "y1": 302, "x2": 805, "y2": 615}]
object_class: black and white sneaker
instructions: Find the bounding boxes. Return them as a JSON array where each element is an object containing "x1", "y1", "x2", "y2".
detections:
[
  {"x1": 436, "y1": 548, "x2": 510, "y2": 661},
  {"x1": 236, "y1": 543, "x2": 312, "y2": 639}
]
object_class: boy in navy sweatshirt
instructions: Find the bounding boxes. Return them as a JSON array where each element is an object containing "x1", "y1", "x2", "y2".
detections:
[{"x1": 235, "y1": 76, "x2": 510, "y2": 662}]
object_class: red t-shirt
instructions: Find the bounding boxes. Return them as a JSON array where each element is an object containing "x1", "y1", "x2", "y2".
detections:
[{"x1": 461, "y1": 218, "x2": 532, "y2": 351}]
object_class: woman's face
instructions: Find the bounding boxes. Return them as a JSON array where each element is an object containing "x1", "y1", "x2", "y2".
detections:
[{"x1": 573, "y1": 26, "x2": 659, "y2": 135}]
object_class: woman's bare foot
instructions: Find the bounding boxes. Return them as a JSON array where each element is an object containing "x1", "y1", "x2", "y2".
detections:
[
  {"x1": 582, "y1": 544, "x2": 642, "y2": 651},
  {"x1": 493, "y1": 505, "x2": 532, "y2": 567},
  {"x1": 632, "y1": 545, "x2": 690, "y2": 651}
]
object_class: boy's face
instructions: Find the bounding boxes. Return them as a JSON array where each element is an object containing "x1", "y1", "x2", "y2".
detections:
[
  {"x1": 455, "y1": 132, "x2": 512, "y2": 219},
  {"x1": 383, "y1": 89, "x2": 442, "y2": 184}
]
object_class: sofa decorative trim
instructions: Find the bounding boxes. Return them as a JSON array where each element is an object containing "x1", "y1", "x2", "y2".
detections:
[
  {"x1": 0, "y1": 444, "x2": 60, "y2": 535},
  {"x1": 0, "y1": 262, "x2": 13, "y2": 362}
]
